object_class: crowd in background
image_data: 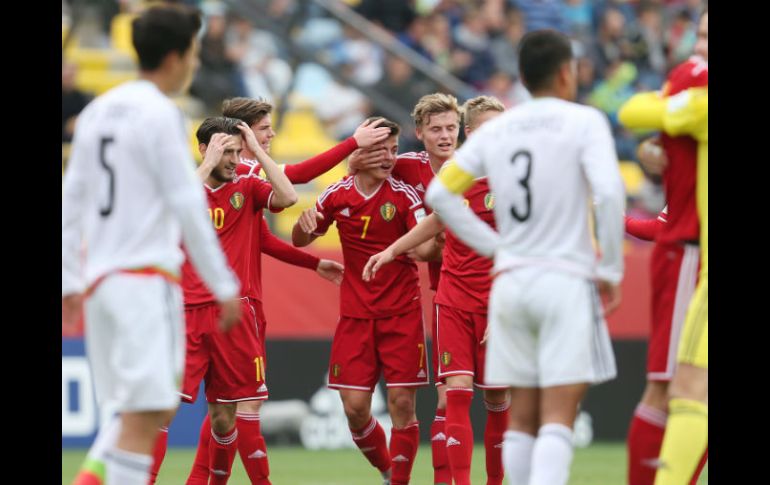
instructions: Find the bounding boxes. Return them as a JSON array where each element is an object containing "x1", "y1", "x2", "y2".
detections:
[{"x1": 64, "y1": 0, "x2": 701, "y2": 191}]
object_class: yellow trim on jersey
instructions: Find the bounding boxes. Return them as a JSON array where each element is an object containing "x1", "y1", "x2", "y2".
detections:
[
  {"x1": 663, "y1": 88, "x2": 708, "y2": 142},
  {"x1": 437, "y1": 160, "x2": 476, "y2": 195}
]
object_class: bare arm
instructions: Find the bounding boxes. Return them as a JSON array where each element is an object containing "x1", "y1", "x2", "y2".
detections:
[
  {"x1": 362, "y1": 213, "x2": 444, "y2": 281},
  {"x1": 237, "y1": 122, "x2": 297, "y2": 208}
]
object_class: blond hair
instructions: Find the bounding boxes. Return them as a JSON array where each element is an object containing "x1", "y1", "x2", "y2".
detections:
[
  {"x1": 411, "y1": 93, "x2": 460, "y2": 127},
  {"x1": 461, "y1": 95, "x2": 505, "y2": 130}
]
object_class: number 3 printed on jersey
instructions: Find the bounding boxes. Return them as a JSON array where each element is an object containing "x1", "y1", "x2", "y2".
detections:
[{"x1": 510, "y1": 150, "x2": 532, "y2": 222}]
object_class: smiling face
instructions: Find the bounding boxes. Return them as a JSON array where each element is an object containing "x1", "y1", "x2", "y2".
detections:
[
  {"x1": 250, "y1": 114, "x2": 275, "y2": 153},
  {"x1": 361, "y1": 135, "x2": 399, "y2": 181},
  {"x1": 204, "y1": 135, "x2": 244, "y2": 183},
  {"x1": 416, "y1": 110, "x2": 459, "y2": 161}
]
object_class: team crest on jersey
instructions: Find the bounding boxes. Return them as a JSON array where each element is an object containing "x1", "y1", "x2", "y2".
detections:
[
  {"x1": 484, "y1": 193, "x2": 495, "y2": 210},
  {"x1": 332, "y1": 364, "x2": 341, "y2": 378},
  {"x1": 441, "y1": 352, "x2": 452, "y2": 366},
  {"x1": 230, "y1": 192, "x2": 244, "y2": 210},
  {"x1": 380, "y1": 202, "x2": 396, "y2": 222}
]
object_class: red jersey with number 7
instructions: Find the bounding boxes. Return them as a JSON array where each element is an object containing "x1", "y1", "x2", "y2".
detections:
[{"x1": 313, "y1": 175, "x2": 426, "y2": 319}]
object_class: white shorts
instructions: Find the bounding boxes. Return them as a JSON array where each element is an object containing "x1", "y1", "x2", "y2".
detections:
[
  {"x1": 84, "y1": 273, "x2": 185, "y2": 412},
  {"x1": 485, "y1": 267, "x2": 617, "y2": 388}
]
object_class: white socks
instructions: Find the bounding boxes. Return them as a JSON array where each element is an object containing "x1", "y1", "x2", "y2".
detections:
[
  {"x1": 105, "y1": 447, "x2": 153, "y2": 485},
  {"x1": 502, "y1": 429, "x2": 535, "y2": 485},
  {"x1": 529, "y1": 423, "x2": 574, "y2": 485}
]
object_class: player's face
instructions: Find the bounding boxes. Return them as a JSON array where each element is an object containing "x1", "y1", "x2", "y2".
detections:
[
  {"x1": 364, "y1": 135, "x2": 399, "y2": 180},
  {"x1": 416, "y1": 111, "x2": 459, "y2": 161},
  {"x1": 695, "y1": 13, "x2": 708, "y2": 61},
  {"x1": 250, "y1": 116, "x2": 275, "y2": 153},
  {"x1": 464, "y1": 109, "x2": 502, "y2": 136},
  {"x1": 210, "y1": 135, "x2": 244, "y2": 183}
]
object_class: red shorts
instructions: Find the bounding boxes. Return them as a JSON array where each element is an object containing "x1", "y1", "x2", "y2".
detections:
[
  {"x1": 435, "y1": 304, "x2": 507, "y2": 389},
  {"x1": 248, "y1": 297, "x2": 268, "y2": 358},
  {"x1": 647, "y1": 242, "x2": 700, "y2": 381},
  {"x1": 181, "y1": 298, "x2": 268, "y2": 403},
  {"x1": 328, "y1": 307, "x2": 429, "y2": 392}
]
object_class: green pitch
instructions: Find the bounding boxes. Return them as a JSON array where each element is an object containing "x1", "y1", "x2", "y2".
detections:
[{"x1": 62, "y1": 443, "x2": 707, "y2": 484}]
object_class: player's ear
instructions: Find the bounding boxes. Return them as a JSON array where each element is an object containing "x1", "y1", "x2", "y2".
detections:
[
  {"x1": 415, "y1": 127, "x2": 423, "y2": 141},
  {"x1": 198, "y1": 143, "x2": 207, "y2": 157}
]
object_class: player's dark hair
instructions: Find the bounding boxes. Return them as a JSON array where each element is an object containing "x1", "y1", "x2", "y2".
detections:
[
  {"x1": 132, "y1": 4, "x2": 202, "y2": 71},
  {"x1": 518, "y1": 30, "x2": 573, "y2": 93},
  {"x1": 196, "y1": 117, "x2": 243, "y2": 145},
  {"x1": 365, "y1": 117, "x2": 400, "y2": 137}
]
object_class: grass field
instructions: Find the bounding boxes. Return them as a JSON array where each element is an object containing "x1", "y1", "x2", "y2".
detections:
[{"x1": 62, "y1": 443, "x2": 707, "y2": 484}]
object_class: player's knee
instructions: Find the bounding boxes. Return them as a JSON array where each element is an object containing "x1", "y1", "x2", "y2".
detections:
[
  {"x1": 237, "y1": 400, "x2": 262, "y2": 414},
  {"x1": 668, "y1": 365, "x2": 708, "y2": 403},
  {"x1": 388, "y1": 392, "x2": 415, "y2": 419},
  {"x1": 640, "y1": 380, "x2": 669, "y2": 410},
  {"x1": 209, "y1": 405, "x2": 237, "y2": 434},
  {"x1": 342, "y1": 401, "x2": 371, "y2": 428}
]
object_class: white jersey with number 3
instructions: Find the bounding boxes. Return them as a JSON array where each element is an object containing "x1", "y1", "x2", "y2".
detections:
[{"x1": 452, "y1": 97, "x2": 625, "y2": 283}]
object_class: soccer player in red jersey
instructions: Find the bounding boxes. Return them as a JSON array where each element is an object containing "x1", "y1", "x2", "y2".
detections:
[
  {"x1": 150, "y1": 116, "x2": 297, "y2": 485},
  {"x1": 350, "y1": 93, "x2": 461, "y2": 484},
  {"x1": 171, "y1": 99, "x2": 389, "y2": 485},
  {"x1": 363, "y1": 96, "x2": 509, "y2": 485},
  {"x1": 623, "y1": 11, "x2": 709, "y2": 484},
  {"x1": 293, "y1": 118, "x2": 428, "y2": 485}
]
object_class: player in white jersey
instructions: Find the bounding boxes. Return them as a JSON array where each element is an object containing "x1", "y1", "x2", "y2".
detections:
[
  {"x1": 426, "y1": 30, "x2": 625, "y2": 485},
  {"x1": 61, "y1": 5, "x2": 241, "y2": 485}
]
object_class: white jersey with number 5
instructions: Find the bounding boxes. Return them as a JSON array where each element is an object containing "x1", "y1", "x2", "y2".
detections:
[
  {"x1": 61, "y1": 80, "x2": 238, "y2": 300},
  {"x1": 452, "y1": 97, "x2": 625, "y2": 283}
]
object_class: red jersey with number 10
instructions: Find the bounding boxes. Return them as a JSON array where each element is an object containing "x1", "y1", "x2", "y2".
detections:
[
  {"x1": 314, "y1": 175, "x2": 426, "y2": 319},
  {"x1": 434, "y1": 178, "x2": 495, "y2": 314},
  {"x1": 181, "y1": 175, "x2": 275, "y2": 305}
]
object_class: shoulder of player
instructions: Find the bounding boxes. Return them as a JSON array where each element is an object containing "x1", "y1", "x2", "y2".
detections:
[
  {"x1": 666, "y1": 57, "x2": 708, "y2": 93},
  {"x1": 385, "y1": 177, "x2": 422, "y2": 207},
  {"x1": 396, "y1": 151, "x2": 430, "y2": 164},
  {"x1": 317, "y1": 175, "x2": 355, "y2": 207}
]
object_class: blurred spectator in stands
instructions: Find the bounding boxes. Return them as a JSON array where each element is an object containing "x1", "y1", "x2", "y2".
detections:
[
  {"x1": 423, "y1": 12, "x2": 453, "y2": 70},
  {"x1": 563, "y1": 0, "x2": 594, "y2": 45},
  {"x1": 513, "y1": 0, "x2": 567, "y2": 32},
  {"x1": 484, "y1": 71, "x2": 530, "y2": 109},
  {"x1": 189, "y1": 4, "x2": 247, "y2": 112},
  {"x1": 625, "y1": 2, "x2": 666, "y2": 90},
  {"x1": 356, "y1": 0, "x2": 416, "y2": 33},
  {"x1": 665, "y1": 7, "x2": 696, "y2": 68},
  {"x1": 398, "y1": 16, "x2": 434, "y2": 60},
  {"x1": 452, "y1": 8, "x2": 496, "y2": 87},
  {"x1": 589, "y1": 6, "x2": 628, "y2": 78},
  {"x1": 227, "y1": 16, "x2": 293, "y2": 103},
  {"x1": 576, "y1": 56, "x2": 598, "y2": 104},
  {"x1": 481, "y1": 0, "x2": 507, "y2": 33},
  {"x1": 374, "y1": 55, "x2": 434, "y2": 114},
  {"x1": 330, "y1": 25, "x2": 384, "y2": 86},
  {"x1": 315, "y1": 64, "x2": 371, "y2": 140},
  {"x1": 62, "y1": 61, "x2": 93, "y2": 143},
  {"x1": 490, "y1": 8, "x2": 525, "y2": 79},
  {"x1": 588, "y1": 60, "x2": 639, "y2": 160}
]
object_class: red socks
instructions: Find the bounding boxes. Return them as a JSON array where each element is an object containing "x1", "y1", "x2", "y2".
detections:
[
  {"x1": 627, "y1": 404, "x2": 667, "y2": 485},
  {"x1": 208, "y1": 426, "x2": 238, "y2": 485},
  {"x1": 431, "y1": 408, "x2": 451, "y2": 484},
  {"x1": 148, "y1": 426, "x2": 168, "y2": 484},
  {"x1": 351, "y1": 416, "x2": 392, "y2": 473},
  {"x1": 484, "y1": 399, "x2": 510, "y2": 485},
  {"x1": 445, "y1": 388, "x2": 474, "y2": 485},
  {"x1": 236, "y1": 412, "x2": 271, "y2": 484},
  {"x1": 390, "y1": 422, "x2": 420, "y2": 485}
]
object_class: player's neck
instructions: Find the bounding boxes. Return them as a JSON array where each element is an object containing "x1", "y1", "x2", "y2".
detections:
[
  {"x1": 139, "y1": 71, "x2": 176, "y2": 96},
  {"x1": 427, "y1": 152, "x2": 450, "y2": 174},
  {"x1": 205, "y1": 176, "x2": 225, "y2": 190},
  {"x1": 354, "y1": 173, "x2": 385, "y2": 196}
]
